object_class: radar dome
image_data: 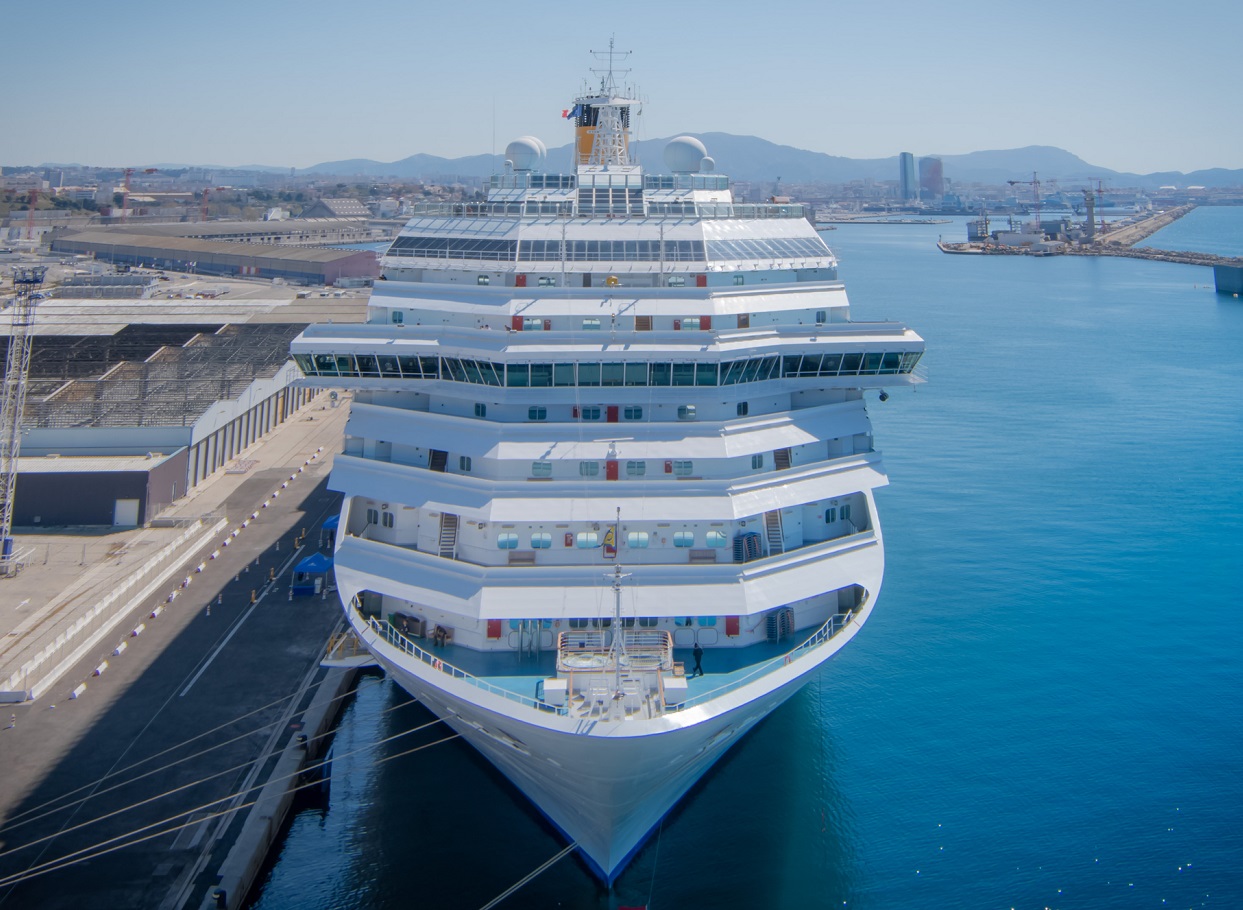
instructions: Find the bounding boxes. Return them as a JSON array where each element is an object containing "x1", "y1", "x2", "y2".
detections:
[
  {"x1": 664, "y1": 136, "x2": 708, "y2": 174},
  {"x1": 505, "y1": 136, "x2": 546, "y2": 171},
  {"x1": 700, "y1": 156, "x2": 715, "y2": 173}
]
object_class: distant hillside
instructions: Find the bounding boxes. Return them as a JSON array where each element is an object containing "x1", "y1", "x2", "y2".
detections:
[{"x1": 297, "y1": 135, "x2": 1243, "y2": 188}]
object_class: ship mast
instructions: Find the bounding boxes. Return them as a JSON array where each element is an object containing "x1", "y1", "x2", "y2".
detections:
[{"x1": 608, "y1": 507, "x2": 628, "y2": 699}]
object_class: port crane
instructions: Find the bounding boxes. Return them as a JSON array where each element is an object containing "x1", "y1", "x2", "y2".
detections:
[
  {"x1": 1008, "y1": 172, "x2": 1042, "y2": 226},
  {"x1": 120, "y1": 167, "x2": 158, "y2": 223},
  {"x1": 0, "y1": 267, "x2": 47, "y2": 576}
]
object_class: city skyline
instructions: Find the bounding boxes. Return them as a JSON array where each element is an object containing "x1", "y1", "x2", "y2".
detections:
[{"x1": 3, "y1": 0, "x2": 1239, "y2": 175}]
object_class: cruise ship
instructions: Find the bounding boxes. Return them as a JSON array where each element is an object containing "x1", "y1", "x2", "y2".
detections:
[{"x1": 292, "y1": 61, "x2": 924, "y2": 883}]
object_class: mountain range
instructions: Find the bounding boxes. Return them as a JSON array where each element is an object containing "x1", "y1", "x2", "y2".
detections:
[{"x1": 298, "y1": 134, "x2": 1243, "y2": 190}]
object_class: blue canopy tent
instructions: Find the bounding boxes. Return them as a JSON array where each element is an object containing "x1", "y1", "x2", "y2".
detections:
[
  {"x1": 320, "y1": 514, "x2": 339, "y2": 548},
  {"x1": 291, "y1": 551, "x2": 334, "y2": 596}
]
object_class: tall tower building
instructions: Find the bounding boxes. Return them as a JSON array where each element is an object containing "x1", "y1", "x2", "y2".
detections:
[
  {"x1": 919, "y1": 156, "x2": 944, "y2": 199},
  {"x1": 898, "y1": 152, "x2": 916, "y2": 201}
]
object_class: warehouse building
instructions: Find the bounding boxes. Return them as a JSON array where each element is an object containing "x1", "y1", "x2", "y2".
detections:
[{"x1": 50, "y1": 231, "x2": 379, "y2": 286}]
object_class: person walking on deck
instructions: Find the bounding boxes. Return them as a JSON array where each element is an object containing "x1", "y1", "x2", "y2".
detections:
[{"x1": 691, "y1": 643, "x2": 704, "y2": 678}]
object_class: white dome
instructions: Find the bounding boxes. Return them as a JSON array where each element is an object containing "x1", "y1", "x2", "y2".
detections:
[
  {"x1": 505, "y1": 136, "x2": 546, "y2": 171},
  {"x1": 663, "y1": 136, "x2": 708, "y2": 174},
  {"x1": 700, "y1": 156, "x2": 715, "y2": 173}
]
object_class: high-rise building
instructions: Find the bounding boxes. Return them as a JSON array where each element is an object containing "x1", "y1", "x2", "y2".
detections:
[
  {"x1": 919, "y1": 156, "x2": 944, "y2": 199},
  {"x1": 898, "y1": 152, "x2": 916, "y2": 201}
]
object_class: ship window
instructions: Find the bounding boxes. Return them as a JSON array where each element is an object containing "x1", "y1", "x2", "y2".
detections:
[
  {"x1": 391, "y1": 310, "x2": 403, "y2": 324},
  {"x1": 506, "y1": 364, "x2": 528, "y2": 387},
  {"x1": 382, "y1": 511, "x2": 394, "y2": 528},
  {"x1": 602, "y1": 362, "x2": 624, "y2": 386},
  {"x1": 293, "y1": 353, "x2": 316, "y2": 375},
  {"x1": 673, "y1": 531, "x2": 694, "y2": 547},
  {"x1": 627, "y1": 531, "x2": 650, "y2": 548},
  {"x1": 734, "y1": 275, "x2": 744, "y2": 286},
  {"x1": 815, "y1": 309, "x2": 827, "y2": 323},
  {"x1": 625, "y1": 363, "x2": 647, "y2": 386},
  {"x1": 667, "y1": 276, "x2": 685, "y2": 287},
  {"x1": 576, "y1": 531, "x2": 599, "y2": 548},
  {"x1": 365, "y1": 508, "x2": 379, "y2": 525},
  {"x1": 530, "y1": 364, "x2": 553, "y2": 387},
  {"x1": 697, "y1": 363, "x2": 718, "y2": 386},
  {"x1": 881, "y1": 352, "x2": 903, "y2": 373},
  {"x1": 378, "y1": 355, "x2": 401, "y2": 377},
  {"x1": 623, "y1": 406, "x2": 643, "y2": 420},
  {"x1": 580, "y1": 462, "x2": 600, "y2": 476},
  {"x1": 581, "y1": 407, "x2": 601, "y2": 421},
  {"x1": 528, "y1": 407, "x2": 547, "y2": 421},
  {"x1": 751, "y1": 454, "x2": 763, "y2": 469},
  {"x1": 638, "y1": 617, "x2": 658, "y2": 627},
  {"x1": 840, "y1": 353, "x2": 863, "y2": 374},
  {"x1": 497, "y1": 532, "x2": 519, "y2": 549},
  {"x1": 825, "y1": 507, "x2": 837, "y2": 523},
  {"x1": 569, "y1": 618, "x2": 589, "y2": 629},
  {"x1": 737, "y1": 401, "x2": 749, "y2": 416},
  {"x1": 477, "y1": 275, "x2": 490, "y2": 285},
  {"x1": 841, "y1": 504, "x2": 852, "y2": 521},
  {"x1": 672, "y1": 460, "x2": 693, "y2": 476},
  {"x1": 578, "y1": 363, "x2": 601, "y2": 387},
  {"x1": 677, "y1": 405, "x2": 697, "y2": 420},
  {"x1": 672, "y1": 363, "x2": 696, "y2": 387},
  {"x1": 554, "y1": 363, "x2": 576, "y2": 386},
  {"x1": 582, "y1": 318, "x2": 601, "y2": 330},
  {"x1": 531, "y1": 532, "x2": 552, "y2": 548},
  {"x1": 538, "y1": 276, "x2": 556, "y2": 287},
  {"x1": 649, "y1": 363, "x2": 671, "y2": 386},
  {"x1": 706, "y1": 530, "x2": 727, "y2": 547},
  {"x1": 459, "y1": 456, "x2": 472, "y2": 472},
  {"x1": 474, "y1": 403, "x2": 487, "y2": 417},
  {"x1": 523, "y1": 317, "x2": 544, "y2": 331},
  {"x1": 863, "y1": 353, "x2": 884, "y2": 373},
  {"x1": 625, "y1": 461, "x2": 646, "y2": 477},
  {"x1": 681, "y1": 317, "x2": 700, "y2": 331},
  {"x1": 697, "y1": 616, "x2": 718, "y2": 626},
  {"x1": 531, "y1": 461, "x2": 552, "y2": 477}
]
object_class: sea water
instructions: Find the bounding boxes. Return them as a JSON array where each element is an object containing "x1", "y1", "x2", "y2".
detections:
[{"x1": 249, "y1": 210, "x2": 1243, "y2": 909}]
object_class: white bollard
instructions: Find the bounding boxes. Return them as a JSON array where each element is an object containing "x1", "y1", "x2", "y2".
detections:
[
  {"x1": 93, "y1": 661, "x2": 108, "y2": 677},
  {"x1": 70, "y1": 684, "x2": 87, "y2": 699},
  {"x1": 113, "y1": 641, "x2": 128, "y2": 657},
  {"x1": 131, "y1": 623, "x2": 146, "y2": 637},
  {"x1": 150, "y1": 604, "x2": 164, "y2": 619}
]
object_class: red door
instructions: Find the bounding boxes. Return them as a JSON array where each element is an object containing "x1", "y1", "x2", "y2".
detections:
[
  {"x1": 487, "y1": 619, "x2": 502, "y2": 639},
  {"x1": 605, "y1": 460, "x2": 619, "y2": 480},
  {"x1": 725, "y1": 616, "x2": 740, "y2": 637},
  {"x1": 511, "y1": 315, "x2": 523, "y2": 331},
  {"x1": 515, "y1": 273, "x2": 527, "y2": 287},
  {"x1": 606, "y1": 405, "x2": 619, "y2": 423}
]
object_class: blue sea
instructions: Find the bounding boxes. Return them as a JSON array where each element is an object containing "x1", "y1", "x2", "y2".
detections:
[{"x1": 250, "y1": 208, "x2": 1243, "y2": 909}]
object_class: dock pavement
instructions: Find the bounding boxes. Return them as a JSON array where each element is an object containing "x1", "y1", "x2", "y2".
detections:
[{"x1": 0, "y1": 392, "x2": 360, "y2": 909}]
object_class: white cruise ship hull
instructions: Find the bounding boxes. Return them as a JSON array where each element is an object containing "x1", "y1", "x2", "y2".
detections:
[{"x1": 344, "y1": 575, "x2": 878, "y2": 881}]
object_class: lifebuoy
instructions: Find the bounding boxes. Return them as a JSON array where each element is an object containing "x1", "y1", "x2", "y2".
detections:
[
  {"x1": 432, "y1": 659, "x2": 443, "y2": 671},
  {"x1": 783, "y1": 655, "x2": 792, "y2": 666}
]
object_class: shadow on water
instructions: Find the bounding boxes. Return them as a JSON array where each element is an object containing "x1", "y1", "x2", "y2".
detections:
[{"x1": 249, "y1": 669, "x2": 863, "y2": 910}]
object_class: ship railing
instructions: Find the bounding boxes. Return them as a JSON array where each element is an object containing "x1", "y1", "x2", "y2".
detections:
[
  {"x1": 555, "y1": 629, "x2": 673, "y2": 674},
  {"x1": 405, "y1": 201, "x2": 812, "y2": 221},
  {"x1": 669, "y1": 607, "x2": 862, "y2": 714},
  {"x1": 363, "y1": 615, "x2": 566, "y2": 715}
]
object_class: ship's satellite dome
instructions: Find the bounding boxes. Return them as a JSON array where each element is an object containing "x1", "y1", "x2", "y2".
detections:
[
  {"x1": 505, "y1": 136, "x2": 546, "y2": 171},
  {"x1": 700, "y1": 156, "x2": 715, "y2": 173},
  {"x1": 664, "y1": 136, "x2": 708, "y2": 174}
]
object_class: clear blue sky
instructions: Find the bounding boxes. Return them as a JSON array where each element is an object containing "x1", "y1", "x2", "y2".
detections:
[{"x1": 4, "y1": 0, "x2": 1239, "y2": 175}]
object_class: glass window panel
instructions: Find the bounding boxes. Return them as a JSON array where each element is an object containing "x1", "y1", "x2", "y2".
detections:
[
  {"x1": 578, "y1": 362, "x2": 601, "y2": 386},
  {"x1": 649, "y1": 362, "x2": 671, "y2": 386},
  {"x1": 554, "y1": 363, "x2": 576, "y2": 386},
  {"x1": 313, "y1": 354, "x2": 338, "y2": 375},
  {"x1": 293, "y1": 354, "x2": 316, "y2": 375},
  {"x1": 881, "y1": 352, "x2": 903, "y2": 373},
  {"x1": 706, "y1": 530, "x2": 727, "y2": 547},
  {"x1": 723, "y1": 360, "x2": 746, "y2": 385},
  {"x1": 507, "y1": 363, "x2": 529, "y2": 387},
  {"x1": 627, "y1": 531, "x2": 650, "y2": 548},
  {"x1": 531, "y1": 532, "x2": 552, "y2": 548},
  {"x1": 760, "y1": 356, "x2": 780, "y2": 380},
  {"x1": 797, "y1": 354, "x2": 821, "y2": 376},
  {"x1": 377, "y1": 355, "x2": 401, "y2": 377},
  {"x1": 532, "y1": 461, "x2": 552, "y2": 476},
  {"x1": 601, "y1": 362, "x2": 624, "y2": 386},
  {"x1": 740, "y1": 358, "x2": 762, "y2": 383},
  {"x1": 900, "y1": 351, "x2": 923, "y2": 372},
  {"x1": 696, "y1": 362, "x2": 718, "y2": 386},
  {"x1": 461, "y1": 359, "x2": 483, "y2": 384},
  {"x1": 576, "y1": 531, "x2": 599, "y2": 548},
  {"x1": 781, "y1": 355, "x2": 801, "y2": 378},
  {"x1": 819, "y1": 353, "x2": 843, "y2": 375},
  {"x1": 673, "y1": 531, "x2": 694, "y2": 547},
  {"x1": 530, "y1": 363, "x2": 553, "y2": 387},
  {"x1": 624, "y1": 362, "x2": 647, "y2": 386},
  {"x1": 863, "y1": 353, "x2": 883, "y2": 373},
  {"x1": 355, "y1": 354, "x2": 380, "y2": 376},
  {"x1": 444, "y1": 358, "x2": 466, "y2": 382},
  {"x1": 840, "y1": 353, "x2": 863, "y2": 374},
  {"x1": 420, "y1": 356, "x2": 440, "y2": 378},
  {"x1": 672, "y1": 363, "x2": 696, "y2": 386}
]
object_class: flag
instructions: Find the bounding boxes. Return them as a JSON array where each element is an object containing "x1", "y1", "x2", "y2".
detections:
[
  {"x1": 603, "y1": 526, "x2": 616, "y2": 559},
  {"x1": 563, "y1": 104, "x2": 582, "y2": 120}
]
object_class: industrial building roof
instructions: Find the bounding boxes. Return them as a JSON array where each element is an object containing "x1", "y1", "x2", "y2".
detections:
[{"x1": 55, "y1": 231, "x2": 374, "y2": 264}]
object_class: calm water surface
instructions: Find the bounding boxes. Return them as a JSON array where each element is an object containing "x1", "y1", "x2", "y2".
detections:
[{"x1": 251, "y1": 211, "x2": 1243, "y2": 909}]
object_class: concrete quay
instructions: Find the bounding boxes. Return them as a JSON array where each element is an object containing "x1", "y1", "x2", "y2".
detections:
[
  {"x1": 0, "y1": 394, "x2": 360, "y2": 909},
  {"x1": 1073, "y1": 204, "x2": 1243, "y2": 269}
]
